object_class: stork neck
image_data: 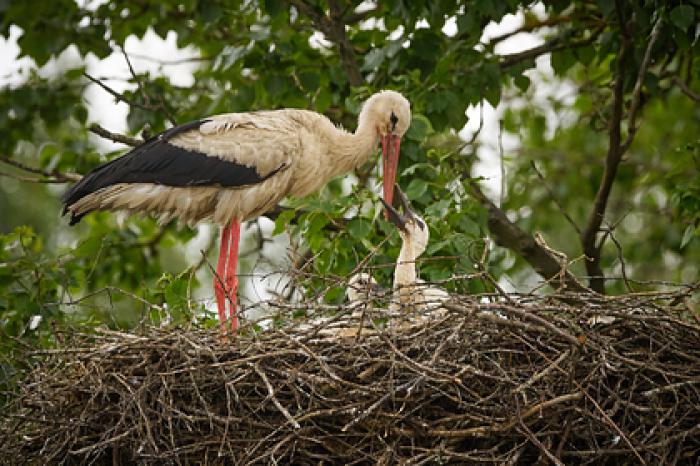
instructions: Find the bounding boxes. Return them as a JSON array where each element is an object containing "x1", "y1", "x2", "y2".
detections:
[
  {"x1": 394, "y1": 237, "x2": 418, "y2": 303},
  {"x1": 327, "y1": 118, "x2": 379, "y2": 176}
]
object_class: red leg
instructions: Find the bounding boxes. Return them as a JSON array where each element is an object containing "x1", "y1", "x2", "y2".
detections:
[
  {"x1": 214, "y1": 223, "x2": 231, "y2": 334},
  {"x1": 225, "y1": 220, "x2": 241, "y2": 334}
]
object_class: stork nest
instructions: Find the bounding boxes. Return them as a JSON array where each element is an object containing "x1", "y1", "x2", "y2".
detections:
[{"x1": 2, "y1": 290, "x2": 700, "y2": 464}]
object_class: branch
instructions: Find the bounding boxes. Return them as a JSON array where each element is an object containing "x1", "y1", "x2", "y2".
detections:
[
  {"x1": 468, "y1": 180, "x2": 589, "y2": 293},
  {"x1": 620, "y1": 17, "x2": 662, "y2": 153},
  {"x1": 88, "y1": 123, "x2": 142, "y2": 147},
  {"x1": 672, "y1": 76, "x2": 700, "y2": 102},
  {"x1": 83, "y1": 72, "x2": 151, "y2": 113},
  {"x1": 0, "y1": 155, "x2": 81, "y2": 182},
  {"x1": 485, "y1": 14, "x2": 573, "y2": 46},
  {"x1": 531, "y1": 161, "x2": 581, "y2": 235},
  {"x1": 288, "y1": 0, "x2": 364, "y2": 86},
  {"x1": 343, "y1": 5, "x2": 380, "y2": 24},
  {"x1": 580, "y1": 7, "x2": 656, "y2": 293},
  {"x1": 498, "y1": 26, "x2": 603, "y2": 70}
]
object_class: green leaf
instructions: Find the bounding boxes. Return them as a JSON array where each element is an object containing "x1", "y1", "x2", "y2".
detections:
[
  {"x1": 347, "y1": 218, "x2": 371, "y2": 239},
  {"x1": 680, "y1": 225, "x2": 696, "y2": 249},
  {"x1": 405, "y1": 114, "x2": 433, "y2": 141},
  {"x1": 263, "y1": 0, "x2": 286, "y2": 17},
  {"x1": 272, "y1": 209, "x2": 296, "y2": 236},
  {"x1": 405, "y1": 178, "x2": 428, "y2": 199},
  {"x1": 670, "y1": 5, "x2": 695, "y2": 30},
  {"x1": 514, "y1": 75, "x2": 530, "y2": 92}
]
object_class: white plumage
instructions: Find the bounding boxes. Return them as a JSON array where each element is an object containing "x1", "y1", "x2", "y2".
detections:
[{"x1": 63, "y1": 91, "x2": 412, "y2": 335}]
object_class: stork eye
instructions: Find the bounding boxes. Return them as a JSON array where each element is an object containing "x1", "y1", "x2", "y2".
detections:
[
  {"x1": 390, "y1": 112, "x2": 398, "y2": 131},
  {"x1": 416, "y1": 219, "x2": 425, "y2": 230}
]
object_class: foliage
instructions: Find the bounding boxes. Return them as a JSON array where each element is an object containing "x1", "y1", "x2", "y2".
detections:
[{"x1": 1, "y1": 0, "x2": 699, "y2": 360}]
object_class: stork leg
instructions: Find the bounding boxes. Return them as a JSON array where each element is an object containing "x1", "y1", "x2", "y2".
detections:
[
  {"x1": 225, "y1": 220, "x2": 241, "y2": 333},
  {"x1": 214, "y1": 223, "x2": 232, "y2": 334}
]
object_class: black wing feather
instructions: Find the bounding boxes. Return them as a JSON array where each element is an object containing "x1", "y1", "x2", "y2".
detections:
[{"x1": 62, "y1": 119, "x2": 285, "y2": 224}]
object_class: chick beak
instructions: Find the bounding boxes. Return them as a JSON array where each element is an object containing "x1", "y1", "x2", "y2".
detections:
[
  {"x1": 394, "y1": 185, "x2": 416, "y2": 218},
  {"x1": 380, "y1": 197, "x2": 407, "y2": 232},
  {"x1": 381, "y1": 133, "x2": 401, "y2": 218}
]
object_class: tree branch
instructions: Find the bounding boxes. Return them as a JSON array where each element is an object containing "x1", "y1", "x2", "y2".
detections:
[
  {"x1": 531, "y1": 161, "x2": 581, "y2": 236},
  {"x1": 342, "y1": 5, "x2": 380, "y2": 25},
  {"x1": 0, "y1": 155, "x2": 81, "y2": 182},
  {"x1": 83, "y1": 73, "x2": 152, "y2": 113},
  {"x1": 498, "y1": 26, "x2": 603, "y2": 70},
  {"x1": 580, "y1": 6, "x2": 656, "y2": 293},
  {"x1": 468, "y1": 180, "x2": 589, "y2": 293},
  {"x1": 288, "y1": 0, "x2": 364, "y2": 86},
  {"x1": 88, "y1": 123, "x2": 142, "y2": 147},
  {"x1": 620, "y1": 17, "x2": 662, "y2": 153},
  {"x1": 672, "y1": 76, "x2": 700, "y2": 102}
]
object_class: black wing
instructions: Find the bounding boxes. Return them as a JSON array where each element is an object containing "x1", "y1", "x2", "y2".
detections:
[{"x1": 62, "y1": 120, "x2": 284, "y2": 224}]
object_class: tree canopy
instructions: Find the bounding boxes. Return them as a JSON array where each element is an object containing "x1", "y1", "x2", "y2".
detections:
[{"x1": 1, "y1": 0, "x2": 699, "y2": 353}]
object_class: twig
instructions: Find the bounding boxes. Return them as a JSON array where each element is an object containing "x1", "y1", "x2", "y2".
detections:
[
  {"x1": 287, "y1": 0, "x2": 364, "y2": 86},
  {"x1": 672, "y1": 76, "x2": 700, "y2": 102},
  {"x1": 253, "y1": 364, "x2": 301, "y2": 429},
  {"x1": 468, "y1": 179, "x2": 589, "y2": 293},
  {"x1": 620, "y1": 17, "x2": 663, "y2": 153},
  {"x1": 0, "y1": 155, "x2": 81, "y2": 182},
  {"x1": 531, "y1": 161, "x2": 581, "y2": 235},
  {"x1": 88, "y1": 123, "x2": 142, "y2": 147},
  {"x1": 83, "y1": 72, "x2": 151, "y2": 113}
]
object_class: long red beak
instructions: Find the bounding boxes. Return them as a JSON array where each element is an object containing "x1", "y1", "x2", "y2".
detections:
[{"x1": 381, "y1": 133, "x2": 401, "y2": 217}]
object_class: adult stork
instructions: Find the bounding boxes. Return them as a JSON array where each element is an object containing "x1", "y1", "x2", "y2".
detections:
[{"x1": 62, "y1": 91, "x2": 411, "y2": 334}]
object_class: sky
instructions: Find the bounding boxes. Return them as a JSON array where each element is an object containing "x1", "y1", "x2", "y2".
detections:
[{"x1": 0, "y1": 3, "x2": 570, "y2": 311}]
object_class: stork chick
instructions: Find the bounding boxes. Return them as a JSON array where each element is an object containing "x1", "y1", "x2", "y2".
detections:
[{"x1": 380, "y1": 188, "x2": 449, "y2": 315}]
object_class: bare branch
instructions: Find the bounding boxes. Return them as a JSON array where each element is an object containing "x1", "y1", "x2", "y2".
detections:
[
  {"x1": 88, "y1": 123, "x2": 142, "y2": 147},
  {"x1": 343, "y1": 5, "x2": 380, "y2": 24},
  {"x1": 468, "y1": 179, "x2": 589, "y2": 293},
  {"x1": 531, "y1": 161, "x2": 581, "y2": 235},
  {"x1": 83, "y1": 72, "x2": 150, "y2": 113},
  {"x1": 580, "y1": 14, "x2": 630, "y2": 294},
  {"x1": 0, "y1": 155, "x2": 81, "y2": 182},
  {"x1": 620, "y1": 17, "x2": 663, "y2": 153},
  {"x1": 498, "y1": 26, "x2": 603, "y2": 70},
  {"x1": 287, "y1": 0, "x2": 364, "y2": 86},
  {"x1": 672, "y1": 76, "x2": 700, "y2": 102},
  {"x1": 484, "y1": 14, "x2": 573, "y2": 46}
]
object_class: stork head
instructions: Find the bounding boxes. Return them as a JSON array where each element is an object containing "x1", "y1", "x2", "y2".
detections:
[
  {"x1": 347, "y1": 272, "x2": 380, "y2": 303},
  {"x1": 359, "y1": 90, "x2": 411, "y2": 212},
  {"x1": 380, "y1": 186, "x2": 429, "y2": 258}
]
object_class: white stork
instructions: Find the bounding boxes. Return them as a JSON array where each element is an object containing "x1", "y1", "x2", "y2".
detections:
[
  {"x1": 380, "y1": 188, "x2": 449, "y2": 315},
  {"x1": 62, "y1": 91, "x2": 411, "y2": 334}
]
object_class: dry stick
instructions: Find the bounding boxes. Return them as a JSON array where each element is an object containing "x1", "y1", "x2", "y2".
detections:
[
  {"x1": 394, "y1": 392, "x2": 583, "y2": 438},
  {"x1": 512, "y1": 349, "x2": 571, "y2": 394},
  {"x1": 253, "y1": 364, "x2": 301, "y2": 429},
  {"x1": 517, "y1": 405, "x2": 566, "y2": 466},
  {"x1": 607, "y1": 228, "x2": 634, "y2": 293}
]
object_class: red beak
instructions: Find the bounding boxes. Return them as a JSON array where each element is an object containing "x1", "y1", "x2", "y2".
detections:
[{"x1": 381, "y1": 133, "x2": 401, "y2": 217}]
